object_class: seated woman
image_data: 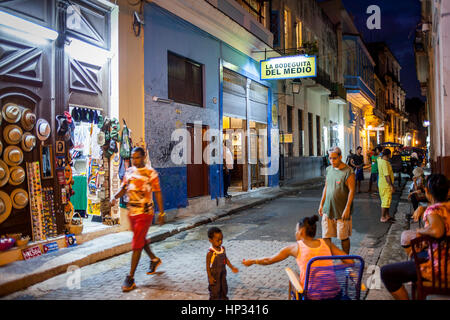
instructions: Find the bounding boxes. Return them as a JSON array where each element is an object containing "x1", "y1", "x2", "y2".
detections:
[
  {"x1": 242, "y1": 215, "x2": 352, "y2": 299},
  {"x1": 408, "y1": 167, "x2": 427, "y2": 211},
  {"x1": 381, "y1": 174, "x2": 450, "y2": 300}
]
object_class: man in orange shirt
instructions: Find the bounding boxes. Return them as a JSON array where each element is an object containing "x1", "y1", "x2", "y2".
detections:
[{"x1": 111, "y1": 147, "x2": 165, "y2": 292}]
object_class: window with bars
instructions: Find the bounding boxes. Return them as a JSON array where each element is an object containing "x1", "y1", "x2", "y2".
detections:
[
  {"x1": 287, "y1": 105, "x2": 293, "y2": 157},
  {"x1": 168, "y1": 52, "x2": 203, "y2": 107},
  {"x1": 316, "y1": 115, "x2": 321, "y2": 156},
  {"x1": 296, "y1": 20, "x2": 302, "y2": 49},
  {"x1": 298, "y1": 109, "x2": 303, "y2": 156},
  {"x1": 284, "y1": 8, "x2": 291, "y2": 52},
  {"x1": 308, "y1": 113, "x2": 313, "y2": 156}
]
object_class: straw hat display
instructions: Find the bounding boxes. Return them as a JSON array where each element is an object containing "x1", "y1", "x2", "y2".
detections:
[
  {"x1": 3, "y1": 124, "x2": 23, "y2": 145},
  {"x1": 10, "y1": 188, "x2": 29, "y2": 209},
  {"x1": 2, "y1": 103, "x2": 21, "y2": 124},
  {"x1": 36, "y1": 118, "x2": 51, "y2": 141},
  {"x1": 21, "y1": 132, "x2": 37, "y2": 152},
  {"x1": 3, "y1": 146, "x2": 23, "y2": 166},
  {"x1": 20, "y1": 108, "x2": 36, "y2": 131},
  {"x1": 0, "y1": 160, "x2": 9, "y2": 187},
  {"x1": 0, "y1": 191, "x2": 12, "y2": 225},
  {"x1": 9, "y1": 166, "x2": 25, "y2": 186}
]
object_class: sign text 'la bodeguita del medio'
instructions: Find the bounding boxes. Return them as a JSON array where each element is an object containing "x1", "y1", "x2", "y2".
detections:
[{"x1": 260, "y1": 55, "x2": 316, "y2": 80}]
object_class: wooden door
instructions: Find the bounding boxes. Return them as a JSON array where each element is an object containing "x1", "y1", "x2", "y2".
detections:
[{"x1": 187, "y1": 124, "x2": 209, "y2": 198}]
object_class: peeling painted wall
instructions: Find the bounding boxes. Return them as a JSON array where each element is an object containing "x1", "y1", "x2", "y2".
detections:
[{"x1": 144, "y1": 3, "x2": 278, "y2": 210}]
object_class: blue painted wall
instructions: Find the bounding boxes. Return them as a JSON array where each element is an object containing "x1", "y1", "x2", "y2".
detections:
[{"x1": 144, "y1": 3, "x2": 278, "y2": 211}]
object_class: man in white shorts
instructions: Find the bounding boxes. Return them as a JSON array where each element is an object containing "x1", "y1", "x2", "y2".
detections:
[{"x1": 318, "y1": 146, "x2": 356, "y2": 253}]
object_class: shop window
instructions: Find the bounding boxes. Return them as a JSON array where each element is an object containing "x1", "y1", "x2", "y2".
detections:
[{"x1": 168, "y1": 52, "x2": 203, "y2": 107}]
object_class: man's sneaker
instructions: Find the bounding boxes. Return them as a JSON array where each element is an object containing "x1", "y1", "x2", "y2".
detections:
[
  {"x1": 122, "y1": 275, "x2": 136, "y2": 292},
  {"x1": 147, "y1": 258, "x2": 162, "y2": 275}
]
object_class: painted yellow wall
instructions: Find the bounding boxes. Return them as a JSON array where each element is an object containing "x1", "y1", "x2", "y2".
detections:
[{"x1": 117, "y1": 0, "x2": 145, "y2": 145}]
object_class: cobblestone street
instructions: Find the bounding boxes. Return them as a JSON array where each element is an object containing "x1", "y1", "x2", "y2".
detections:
[{"x1": 3, "y1": 176, "x2": 405, "y2": 300}]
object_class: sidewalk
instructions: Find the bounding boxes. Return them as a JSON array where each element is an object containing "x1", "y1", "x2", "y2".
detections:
[
  {"x1": 365, "y1": 180, "x2": 412, "y2": 300},
  {"x1": 0, "y1": 177, "x2": 325, "y2": 297}
]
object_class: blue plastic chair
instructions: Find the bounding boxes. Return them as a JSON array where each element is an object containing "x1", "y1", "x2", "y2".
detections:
[{"x1": 285, "y1": 255, "x2": 365, "y2": 300}]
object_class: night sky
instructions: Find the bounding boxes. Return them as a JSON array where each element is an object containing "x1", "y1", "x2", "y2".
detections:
[{"x1": 319, "y1": 0, "x2": 422, "y2": 99}]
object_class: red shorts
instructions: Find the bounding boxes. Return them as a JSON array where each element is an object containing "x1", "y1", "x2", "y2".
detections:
[{"x1": 128, "y1": 213, "x2": 153, "y2": 250}]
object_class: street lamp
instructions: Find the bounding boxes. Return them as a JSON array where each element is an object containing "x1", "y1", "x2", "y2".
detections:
[{"x1": 292, "y1": 79, "x2": 301, "y2": 94}]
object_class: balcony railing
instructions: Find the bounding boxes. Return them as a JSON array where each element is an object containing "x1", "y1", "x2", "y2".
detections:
[
  {"x1": 315, "y1": 67, "x2": 333, "y2": 91},
  {"x1": 235, "y1": 0, "x2": 264, "y2": 24},
  {"x1": 385, "y1": 103, "x2": 399, "y2": 112},
  {"x1": 344, "y1": 75, "x2": 376, "y2": 104},
  {"x1": 330, "y1": 82, "x2": 347, "y2": 101}
]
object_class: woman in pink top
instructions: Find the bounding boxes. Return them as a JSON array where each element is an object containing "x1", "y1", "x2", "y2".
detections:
[{"x1": 242, "y1": 215, "x2": 352, "y2": 297}]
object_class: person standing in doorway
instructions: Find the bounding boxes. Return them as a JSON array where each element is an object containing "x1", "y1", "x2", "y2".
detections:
[
  {"x1": 111, "y1": 147, "x2": 165, "y2": 292},
  {"x1": 223, "y1": 141, "x2": 234, "y2": 199},
  {"x1": 351, "y1": 146, "x2": 364, "y2": 193},
  {"x1": 318, "y1": 146, "x2": 356, "y2": 254},
  {"x1": 378, "y1": 148, "x2": 396, "y2": 223}
]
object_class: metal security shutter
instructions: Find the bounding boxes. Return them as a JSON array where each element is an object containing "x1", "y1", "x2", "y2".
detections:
[
  {"x1": 249, "y1": 80, "x2": 268, "y2": 123},
  {"x1": 223, "y1": 68, "x2": 247, "y2": 119}
]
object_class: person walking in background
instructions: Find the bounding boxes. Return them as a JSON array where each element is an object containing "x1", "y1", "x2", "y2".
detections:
[
  {"x1": 223, "y1": 141, "x2": 234, "y2": 199},
  {"x1": 111, "y1": 147, "x2": 165, "y2": 292},
  {"x1": 206, "y1": 227, "x2": 238, "y2": 300},
  {"x1": 346, "y1": 149, "x2": 355, "y2": 170},
  {"x1": 318, "y1": 146, "x2": 356, "y2": 254},
  {"x1": 378, "y1": 148, "x2": 396, "y2": 223},
  {"x1": 351, "y1": 146, "x2": 364, "y2": 193},
  {"x1": 368, "y1": 146, "x2": 383, "y2": 194}
]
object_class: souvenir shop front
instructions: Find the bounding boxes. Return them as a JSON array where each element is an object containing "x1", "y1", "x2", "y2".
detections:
[
  {"x1": 0, "y1": 0, "x2": 120, "y2": 263},
  {"x1": 69, "y1": 106, "x2": 131, "y2": 227}
]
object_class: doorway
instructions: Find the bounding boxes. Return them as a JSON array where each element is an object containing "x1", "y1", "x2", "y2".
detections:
[
  {"x1": 223, "y1": 117, "x2": 247, "y2": 192},
  {"x1": 186, "y1": 123, "x2": 209, "y2": 198}
]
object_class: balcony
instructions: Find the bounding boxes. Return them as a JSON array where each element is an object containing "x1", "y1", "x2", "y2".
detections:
[
  {"x1": 316, "y1": 67, "x2": 332, "y2": 90},
  {"x1": 329, "y1": 82, "x2": 347, "y2": 104},
  {"x1": 372, "y1": 106, "x2": 385, "y2": 121},
  {"x1": 386, "y1": 70, "x2": 400, "y2": 84},
  {"x1": 414, "y1": 31, "x2": 429, "y2": 88},
  {"x1": 344, "y1": 75, "x2": 376, "y2": 108},
  {"x1": 307, "y1": 67, "x2": 332, "y2": 94},
  {"x1": 385, "y1": 103, "x2": 399, "y2": 113},
  {"x1": 203, "y1": 0, "x2": 273, "y2": 47}
]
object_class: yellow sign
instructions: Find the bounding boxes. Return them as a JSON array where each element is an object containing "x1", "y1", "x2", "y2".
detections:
[
  {"x1": 280, "y1": 133, "x2": 293, "y2": 143},
  {"x1": 261, "y1": 55, "x2": 316, "y2": 80}
]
